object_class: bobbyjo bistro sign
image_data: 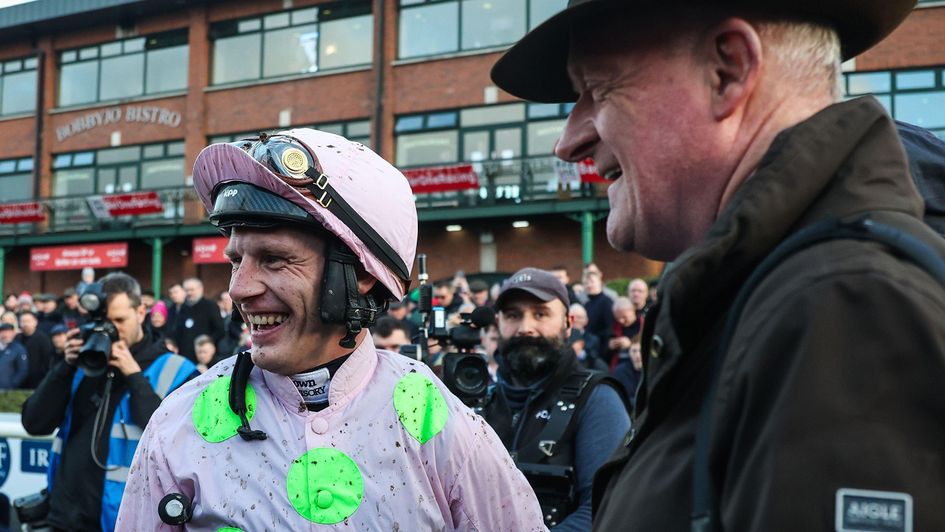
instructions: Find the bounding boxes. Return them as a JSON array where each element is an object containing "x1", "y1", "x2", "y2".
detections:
[{"x1": 56, "y1": 104, "x2": 182, "y2": 141}]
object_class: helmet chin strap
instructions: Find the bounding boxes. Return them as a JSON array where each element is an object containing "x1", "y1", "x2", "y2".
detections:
[{"x1": 320, "y1": 238, "x2": 383, "y2": 349}]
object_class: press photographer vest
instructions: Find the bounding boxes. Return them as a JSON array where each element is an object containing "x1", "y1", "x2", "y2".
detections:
[
  {"x1": 483, "y1": 357, "x2": 624, "y2": 527},
  {"x1": 47, "y1": 353, "x2": 196, "y2": 532}
]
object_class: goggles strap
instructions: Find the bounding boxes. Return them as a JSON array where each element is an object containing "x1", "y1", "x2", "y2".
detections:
[{"x1": 304, "y1": 169, "x2": 410, "y2": 287}]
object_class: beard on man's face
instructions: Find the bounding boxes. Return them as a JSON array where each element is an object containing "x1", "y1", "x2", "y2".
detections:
[{"x1": 498, "y1": 327, "x2": 570, "y2": 387}]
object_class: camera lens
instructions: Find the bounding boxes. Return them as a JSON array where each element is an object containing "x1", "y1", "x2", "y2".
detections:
[
  {"x1": 446, "y1": 354, "x2": 489, "y2": 399},
  {"x1": 79, "y1": 331, "x2": 112, "y2": 377}
]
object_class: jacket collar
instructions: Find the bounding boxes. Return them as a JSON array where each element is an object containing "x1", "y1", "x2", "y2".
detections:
[
  {"x1": 261, "y1": 334, "x2": 379, "y2": 415},
  {"x1": 659, "y1": 97, "x2": 922, "y2": 354}
]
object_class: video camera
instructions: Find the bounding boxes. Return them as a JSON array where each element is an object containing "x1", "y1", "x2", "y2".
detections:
[
  {"x1": 77, "y1": 282, "x2": 119, "y2": 377},
  {"x1": 403, "y1": 254, "x2": 495, "y2": 404}
]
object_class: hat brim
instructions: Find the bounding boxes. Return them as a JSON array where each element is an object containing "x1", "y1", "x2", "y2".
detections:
[
  {"x1": 494, "y1": 286, "x2": 560, "y2": 311},
  {"x1": 491, "y1": 0, "x2": 917, "y2": 103}
]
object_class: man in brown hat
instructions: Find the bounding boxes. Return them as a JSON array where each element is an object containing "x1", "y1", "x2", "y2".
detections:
[{"x1": 493, "y1": 1, "x2": 945, "y2": 530}]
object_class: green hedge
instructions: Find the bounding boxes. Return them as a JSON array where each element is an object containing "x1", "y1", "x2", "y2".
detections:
[{"x1": 0, "y1": 389, "x2": 32, "y2": 413}]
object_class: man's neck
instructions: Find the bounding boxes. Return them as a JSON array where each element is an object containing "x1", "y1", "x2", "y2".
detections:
[{"x1": 718, "y1": 91, "x2": 835, "y2": 213}]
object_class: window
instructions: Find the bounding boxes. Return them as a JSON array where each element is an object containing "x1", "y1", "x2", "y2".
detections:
[
  {"x1": 398, "y1": 0, "x2": 566, "y2": 59},
  {"x1": 0, "y1": 157, "x2": 33, "y2": 202},
  {"x1": 208, "y1": 119, "x2": 373, "y2": 149},
  {"x1": 58, "y1": 32, "x2": 188, "y2": 107},
  {"x1": 52, "y1": 141, "x2": 185, "y2": 196},
  {"x1": 0, "y1": 57, "x2": 37, "y2": 116},
  {"x1": 210, "y1": 2, "x2": 373, "y2": 86},
  {"x1": 394, "y1": 102, "x2": 571, "y2": 166},
  {"x1": 844, "y1": 68, "x2": 945, "y2": 139}
]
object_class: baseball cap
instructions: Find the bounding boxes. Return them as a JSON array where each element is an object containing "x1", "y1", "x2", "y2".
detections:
[
  {"x1": 0, "y1": 323, "x2": 15, "y2": 331},
  {"x1": 50, "y1": 324, "x2": 68, "y2": 335},
  {"x1": 495, "y1": 267, "x2": 571, "y2": 311}
]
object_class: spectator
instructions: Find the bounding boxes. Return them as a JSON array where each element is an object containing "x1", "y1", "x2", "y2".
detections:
[
  {"x1": 485, "y1": 267, "x2": 630, "y2": 530},
  {"x1": 75, "y1": 267, "x2": 95, "y2": 295},
  {"x1": 569, "y1": 328, "x2": 609, "y2": 372},
  {"x1": 35, "y1": 293, "x2": 65, "y2": 336},
  {"x1": 1, "y1": 311, "x2": 18, "y2": 331},
  {"x1": 60, "y1": 288, "x2": 86, "y2": 329},
  {"x1": 140, "y1": 290, "x2": 156, "y2": 311},
  {"x1": 149, "y1": 300, "x2": 170, "y2": 339},
  {"x1": 433, "y1": 280, "x2": 463, "y2": 315},
  {"x1": 550, "y1": 265, "x2": 579, "y2": 306},
  {"x1": 216, "y1": 291, "x2": 242, "y2": 358},
  {"x1": 4, "y1": 293, "x2": 17, "y2": 313},
  {"x1": 165, "y1": 283, "x2": 186, "y2": 335},
  {"x1": 50, "y1": 324, "x2": 69, "y2": 360},
  {"x1": 0, "y1": 323, "x2": 28, "y2": 390},
  {"x1": 568, "y1": 303, "x2": 602, "y2": 364},
  {"x1": 583, "y1": 263, "x2": 619, "y2": 301},
  {"x1": 384, "y1": 298, "x2": 418, "y2": 339},
  {"x1": 22, "y1": 272, "x2": 197, "y2": 532},
  {"x1": 469, "y1": 279, "x2": 491, "y2": 307},
  {"x1": 17, "y1": 311, "x2": 55, "y2": 389},
  {"x1": 193, "y1": 334, "x2": 217, "y2": 373},
  {"x1": 480, "y1": 323, "x2": 500, "y2": 380},
  {"x1": 628, "y1": 278, "x2": 650, "y2": 315},
  {"x1": 581, "y1": 270, "x2": 614, "y2": 352},
  {"x1": 371, "y1": 316, "x2": 411, "y2": 354},
  {"x1": 610, "y1": 297, "x2": 642, "y2": 403},
  {"x1": 174, "y1": 278, "x2": 224, "y2": 363},
  {"x1": 216, "y1": 291, "x2": 233, "y2": 319},
  {"x1": 17, "y1": 292, "x2": 34, "y2": 314}
]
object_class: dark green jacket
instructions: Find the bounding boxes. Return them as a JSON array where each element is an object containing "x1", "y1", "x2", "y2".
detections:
[{"x1": 593, "y1": 97, "x2": 945, "y2": 531}]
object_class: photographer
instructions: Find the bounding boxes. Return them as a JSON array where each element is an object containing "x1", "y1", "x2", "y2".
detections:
[
  {"x1": 483, "y1": 268, "x2": 630, "y2": 530},
  {"x1": 21, "y1": 272, "x2": 197, "y2": 532}
]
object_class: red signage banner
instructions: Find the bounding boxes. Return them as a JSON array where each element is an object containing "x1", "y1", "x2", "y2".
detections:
[
  {"x1": 0, "y1": 202, "x2": 45, "y2": 224},
  {"x1": 30, "y1": 242, "x2": 128, "y2": 271},
  {"x1": 87, "y1": 191, "x2": 164, "y2": 218},
  {"x1": 192, "y1": 236, "x2": 230, "y2": 264},
  {"x1": 578, "y1": 158, "x2": 607, "y2": 183},
  {"x1": 403, "y1": 164, "x2": 480, "y2": 194}
]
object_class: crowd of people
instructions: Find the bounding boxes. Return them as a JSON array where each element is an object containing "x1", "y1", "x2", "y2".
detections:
[
  {"x1": 371, "y1": 263, "x2": 654, "y2": 408},
  {"x1": 0, "y1": 267, "x2": 248, "y2": 391}
]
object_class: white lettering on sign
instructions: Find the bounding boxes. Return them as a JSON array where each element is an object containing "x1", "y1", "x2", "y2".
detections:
[
  {"x1": 29, "y1": 446, "x2": 49, "y2": 468},
  {"x1": 56, "y1": 105, "x2": 182, "y2": 141}
]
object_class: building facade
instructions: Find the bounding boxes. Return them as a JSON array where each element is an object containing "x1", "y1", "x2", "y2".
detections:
[{"x1": 0, "y1": 0, "x2": 941, "y2": 297}]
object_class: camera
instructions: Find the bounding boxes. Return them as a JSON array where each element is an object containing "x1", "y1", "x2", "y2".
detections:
[
  {"x1": 407, "y1": 254, "x2": 495, "y2": 405},
  {"x1": 77, "y1": 282, "x2": 119, "y2": 377}
]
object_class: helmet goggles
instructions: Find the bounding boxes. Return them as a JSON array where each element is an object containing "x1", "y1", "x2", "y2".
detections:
[{"x1": 219, "y1": 133, "x2": 411, "y2": 287}]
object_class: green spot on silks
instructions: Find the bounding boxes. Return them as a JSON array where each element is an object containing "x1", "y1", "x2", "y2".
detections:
[
  {"x1": 191, "y1": 376, "x2": 257, "y2": 443},
  {"x1": 217, "y1": 528, "x2": 244, "y2": 532},
  {"x1": 393, "y1": 373, "x2": 447, "y2": 444},
  {"x1": 286, "y1": 448, "x2": 363, "y2": 523}
]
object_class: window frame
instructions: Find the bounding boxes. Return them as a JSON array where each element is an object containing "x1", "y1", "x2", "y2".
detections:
[
  {"x1": 394, "y1": 102, "x2": 573, "y2": 167},
  {"x1": 57, "y1": 30, "x2": 189, "y2": 107},
  {"x1": 397, "y1": 0, "x2": 566, "y2": 59},
  {"x1": 0, "y1": 55, "x2": 38, "y2": 117},
  {"x1": 844, "y1": 67, "x2": 945, "y2": 139},
  {"x1": 209, "y1": 1, "x2": 374, "y2": 86},
  {"x1": 51, "y1": 140, "x2": 186, "y2": 197}
]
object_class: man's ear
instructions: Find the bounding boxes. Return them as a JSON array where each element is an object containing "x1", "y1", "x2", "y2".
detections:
[
  {"x1": 704, "y1": 18, "x2": 763, "y2": 121},
  {"x1": 136, "y1": 303, "x2": 147, "y2": 325},
  {"x1": 355, "y1": 267, "x2": 378, "y2": 296}
]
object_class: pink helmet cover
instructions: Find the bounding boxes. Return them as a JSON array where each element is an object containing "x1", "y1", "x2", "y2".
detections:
[{"x1": 192, "y1": 128, "x2": 418, "y2": 300}]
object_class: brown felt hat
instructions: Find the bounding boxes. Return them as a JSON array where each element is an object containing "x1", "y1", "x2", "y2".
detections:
[{"x1": 491, "y1": 0, "x2": 917, "y2": 103}]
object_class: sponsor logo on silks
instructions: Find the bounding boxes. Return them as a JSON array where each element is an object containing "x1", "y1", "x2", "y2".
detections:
[
  {"x1": 292, "y1": 367, "x2": 331, "y2": 405},
  {"x1": 836, "y1": 488, "x2": 913, "y2": 532},
  {"x1": 535, "y1": 409, "x2": 551, "y2": 421}
]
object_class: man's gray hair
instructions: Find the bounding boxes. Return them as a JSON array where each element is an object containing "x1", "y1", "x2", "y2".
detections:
[{"x1": 756, "y1": 20, "x2": 843, "y2": 101}]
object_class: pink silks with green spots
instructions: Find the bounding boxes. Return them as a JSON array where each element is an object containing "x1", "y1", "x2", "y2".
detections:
[{"x1": 115, "y1": 336, "x2": 545, "y2": 531}]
